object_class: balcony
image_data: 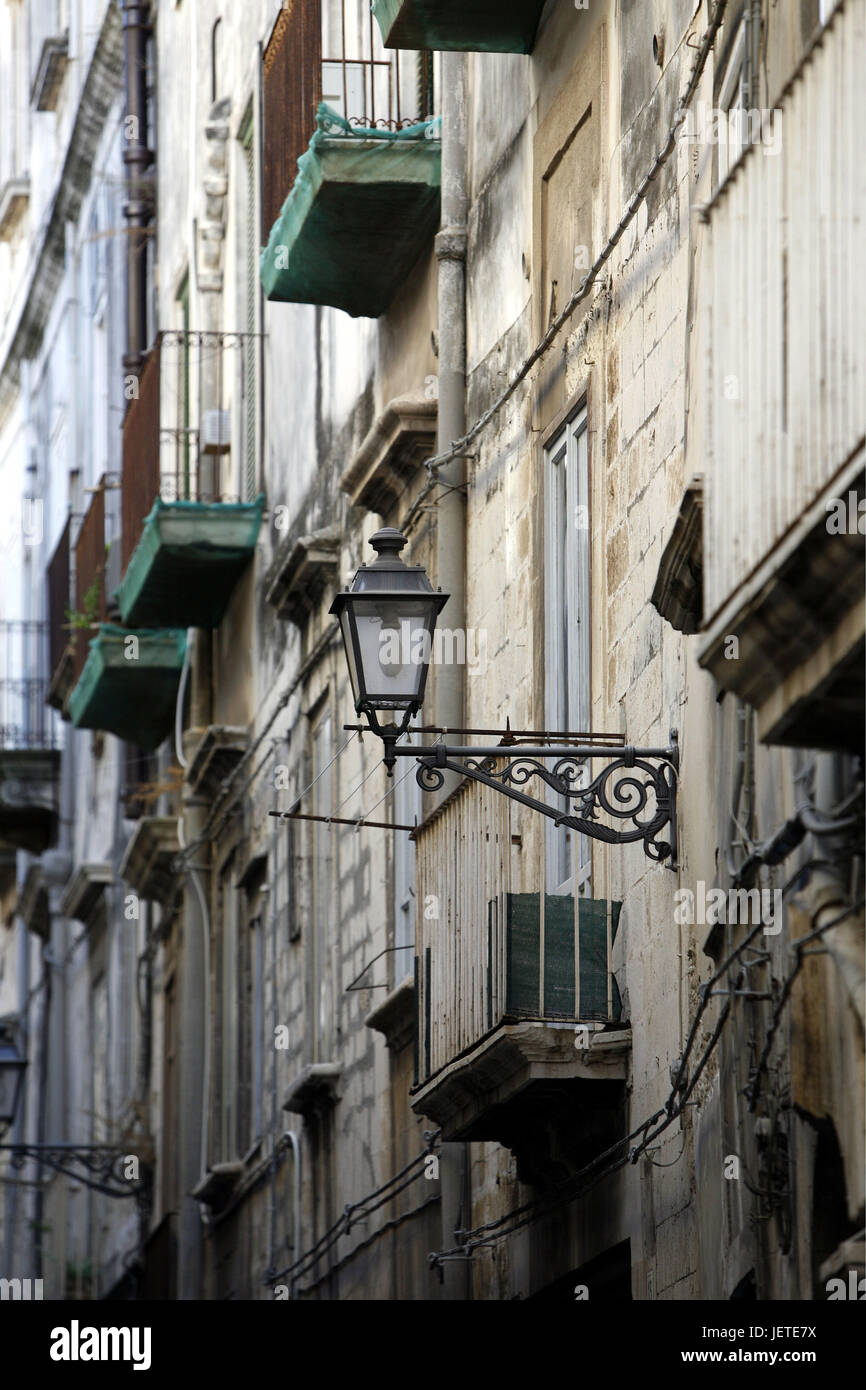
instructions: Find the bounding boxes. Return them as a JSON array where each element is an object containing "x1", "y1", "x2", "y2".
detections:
[
  {"x1": 694, "y1": 3, "x2": 865, "y2": 750},
  {"x1": 61, "y1": 476, "x2": 186, "y2": 751},
  {"x1": 411, "y1": 780, "x2": 629, "y2": 1185},
  {"x1": 0, "y1": 621, "x2": 60, "y2": 854},
  {"x1": 372, "y1": 0, "x2": 547, "y2": 54},
  {"x1": 68, "y1": 625, "x2": 186, "y2": 753},
  {"x1": 260, "y1": 0, "x2": 440, "y2": 317},
  {"x1": 116, "y1": 335, "x2": 264, "y2": 629}
]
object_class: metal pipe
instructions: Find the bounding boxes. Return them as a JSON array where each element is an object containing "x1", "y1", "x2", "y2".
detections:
[
  {"x1": 433, "y1": 52, "x2": 468, "y2": 790},
  {"x1": 392, "y1": 744, "x2": 676, "y2": 761},
  {"x1": 121, "y1": 0, "x2": 152, "y2": 376},
  {"x1": 434, "y1": 48, "x2": 470, "y2": 1304}
]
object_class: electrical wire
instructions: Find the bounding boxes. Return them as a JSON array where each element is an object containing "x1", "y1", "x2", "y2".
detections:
[
  {"x1": 426, "y1": 899, "x2": 863, "y2": 1269},
  {"x1": 265, "y1": 1133, "x2": 440, "y2": 1290}
]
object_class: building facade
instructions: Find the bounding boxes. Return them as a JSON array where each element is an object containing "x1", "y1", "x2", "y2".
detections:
[{"x1": 0, "y1": 0, "x2": 863, "y2": 1302}]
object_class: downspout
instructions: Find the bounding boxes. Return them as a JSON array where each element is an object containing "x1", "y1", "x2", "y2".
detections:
[
  {"x1": 434, "y1": 51, "x2": 471, "y2": 1302},
  {"x1": 121, "y1": 0, "x2": 152, "y2": 377},
  {"x1": 433, "y1": 51, "x2": 468, "y2": 758}
]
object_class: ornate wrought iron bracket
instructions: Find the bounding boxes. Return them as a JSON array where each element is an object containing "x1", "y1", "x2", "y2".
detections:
[
  {"x1": 391, "y1": 730, "x2": 679, "y2": 869},
  {"x1": 0, "y1": 1144, "x2": 150, "y2": 1206}
]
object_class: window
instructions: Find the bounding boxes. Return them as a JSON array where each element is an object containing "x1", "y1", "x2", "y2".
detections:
[
  {"x1": 91, "y1": 971, "x2": 109, "y2": 1142},
  {"x1": 716, "y1": 21, "x2": 745, "y2": 187},
  {"x1": 310, "y1": 708, "x2": 334, "y2": 1061},
  {"x1": 175, "y1": 274, "x2": 191, "y2": 498},
  {"x1": 544, "y1": 404, "x2": 591, "y2": 897},
  {"x1": 250, "y1": 913, "x2": 264, "y2": 1141},
  {"x1": 286, "y1": 816, "x2": 301, "y2": 941},
  {"x1": 218, "y1": 857, "x2": 239, "y2": 1160},
  {"x1": 239, "y1": 107, "x2": 258, "y2": 502},
  {"x1": 392, "y1": 719, "x2": 422, "y2": 984},
  {"x1": 211, "y1": 18, "x2": 222, "y2": 104}
]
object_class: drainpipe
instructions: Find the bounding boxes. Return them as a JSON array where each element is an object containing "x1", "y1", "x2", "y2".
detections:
[
  {"x1": 121, "y1": 0, "x2": 153, "y2": 377},
  {"x1": 434, "y1": 51, "x2": 471, "y2": 1302},
  {"x1": 433, "y1": 51, "x2": 467, "y2": 758}
]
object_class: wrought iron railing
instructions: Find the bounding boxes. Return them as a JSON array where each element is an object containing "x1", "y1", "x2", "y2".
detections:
[
  {"x1": 0, "y1": 621, "x2": 60, "y2": 749},
  {"x1": 413, "y1": 776, "x2": 622, "y2": 1085},
  {"x1": 262, "y1": 0, "x2": 433, "y2": 237},
  {"x1": 120, "y1": 331, "x2": 260, "y2": 571}
]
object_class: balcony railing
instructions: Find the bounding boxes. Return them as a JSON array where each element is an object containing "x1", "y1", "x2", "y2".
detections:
[
  {"x1": 118, "y1": 332, "x2": 264, "y2": 628},
  {"x1": 0, "y1": 621, "x2": 60, "y2": 853},
  {"x1": 413, "y1": 777, "x2": 622, "y2": 1085},
  {"x1": 263, "y1": 0, "x2": 430, "y2": 238},
  {"x1": 409, "y1": 775, "x2": 628, "y2": 1168},
  {"x1": 260, "y1": 0, "x2": 441, "y2": 317},
  {"x1": 0, "y1": 623, "x2": 59, "y2": 751}
]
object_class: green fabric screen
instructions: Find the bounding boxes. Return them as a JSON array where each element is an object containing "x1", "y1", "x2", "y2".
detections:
[
  {"x1": 506, "y1": 892, "x2": 622, "y2": 1022},
  {"x1": 68, "y1": 625, "x2": 187, "y2": 752},
  {"x1": 260, "y1": 103, "x2": 441, "y2": 318},
  {"x1": 372, "y1": 0, "x2": 547, "y2": 54}
]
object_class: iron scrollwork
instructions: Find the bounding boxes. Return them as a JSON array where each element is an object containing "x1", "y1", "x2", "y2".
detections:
[
  {"x1": 413, "y1": 734, "x2": 679, "y2": 868},
  {"x1": 0, "y1": 1143, "x2": 149, "y2": 1204}
]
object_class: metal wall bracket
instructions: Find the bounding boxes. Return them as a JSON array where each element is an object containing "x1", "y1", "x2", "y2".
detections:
[
  {"x1": 392, "y1": 729, "x2": 679, "y2": 869},
  {"x1": 0, "y1": 1143, "x2": 150, "y2": 1206}
]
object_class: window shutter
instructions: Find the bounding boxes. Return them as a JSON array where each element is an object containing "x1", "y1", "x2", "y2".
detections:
[{"x1": 262, "y1": 0, "x2": 322, "y2": 240}]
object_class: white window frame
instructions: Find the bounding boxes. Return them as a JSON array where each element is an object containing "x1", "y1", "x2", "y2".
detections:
[
  {"x1": 544, "y1": 404, "x2": 592, "y2": 899},
  {"x1": 716, "y1": 21, "x2": 746, "y2": 188}
]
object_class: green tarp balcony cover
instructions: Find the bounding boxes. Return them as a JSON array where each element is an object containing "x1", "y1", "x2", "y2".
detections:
[
  {"x1": 68, "y1": 625, "x2": 186, "y2": 752},
  {"x1": 372, "y1": 0, "x2": 547, "y2": 53},
  {"x1": 117, "y1": 496, "x2": 265, "y2": 629},
  {"x1": 506, "y1": 894, "x2": 622, "y2": 1021},
  {"x1": 260, "y1": 104, "x2": 441, "y2": 318}
]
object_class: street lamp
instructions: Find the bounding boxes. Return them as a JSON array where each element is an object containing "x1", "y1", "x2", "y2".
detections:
[
  {"x1": 0, "y1": 1021, "x2": 26, "y2": 1133},
  {"x1": 328, "y1": 529, "x2": 679, "y2": 867},
  {"x1": 329, "y1": 528, "x2": 448, "y2": 766}
]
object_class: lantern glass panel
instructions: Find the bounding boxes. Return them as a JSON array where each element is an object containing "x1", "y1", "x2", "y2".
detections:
[
  {"x1": 354, "y1": 597, "x2": 436, "y2": 708},
  {"x1": 339, "y1": 608, "x2": 362, "y2": 707}
]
